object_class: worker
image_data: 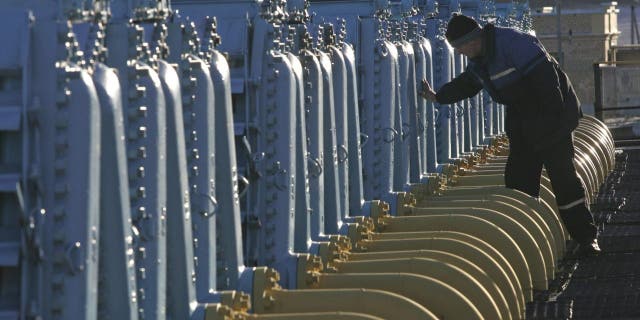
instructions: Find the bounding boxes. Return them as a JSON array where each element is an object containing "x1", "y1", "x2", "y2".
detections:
[{"x1": 419, "y1": 13, "x2": 600, "y2": 255}]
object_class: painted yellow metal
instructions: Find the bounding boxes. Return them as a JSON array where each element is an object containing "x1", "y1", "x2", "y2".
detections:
[
  {"x1": 419, "y1": 194, "x2": 565, "y2": 258},
  {"x1": 484, "y1": 155, "x2": 508, "y2": 164},
  {"x1": 580, "y1": 115, "x2": 615, "y2": 168},
  {"x1": 411, "y1": 199, "x2": 558, "y2": 268},
  {"x1": 449, "y1": 173, "x2": 504, "y2": 186},
  {"x1": 346, "y1": 249, "x2": 523, "y2": 320},
  {"x1": 452, "y1": 154, "x2": 597, "y2": 204},
  {"x1": 370, "y1": 215, "x2": 546, "y2": 290},
  {"x1": 575, "y1": 122, "x2": 614, "y2": 167},
  {"x1": 219, "y1": 290, "x2": 251, "y2": 313},
  {"x1": 452, "y1": 117, "x2": 615, "y2": 203},
  {"x1": 204, "y1": 303, "x2": 239, "y2": 320},
  {"x1": 573, "y1": 148, "x2": 599, "y2": 198},
  {"x1": 575, "y1": 127, "x2": 610, "y2": 180},
  {"x1": 376, "y1": 213, "x2": 548, "y2": 290},
  {"x1": 401, "y1": 206, "x2": 553, "y2": 278},
  {"x1": 442, "y1": 174, "x2": 559, "y2": 217},
  {"x1": 303, "y1": 272, "x2": 484, "y2": 320},
  {"x1": 252, "y1": 267, "x2": 438, "y2": 319},
  {"x1": 575, "y1": 117, "x2": 617, "y2": 193},
  {"x1": 354, "y1": 235, "x2": 531, "y2": 303},
  {"x1": 331, "y1": 258, "x2": 506, "y2": 319},
  {"x1": 460, "y1": 168, "x2": 504, "y2": 176},
  {"x1": 422, "y1": 184, "x2": 568, "y2": 241},
  {"x1": 248, "y1": 312, "x2": 384, "y2": 319}
]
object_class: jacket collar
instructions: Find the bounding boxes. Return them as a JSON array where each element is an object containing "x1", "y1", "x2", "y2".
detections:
[{"x1": 471, "y1": 23, "x2": 496, "y2": 66}]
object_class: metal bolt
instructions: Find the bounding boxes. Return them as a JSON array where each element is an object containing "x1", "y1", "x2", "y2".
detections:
[
  {"x1": 190, "y1": 166, "x2": 199, "y2": 177},
  {"x1": 138, "y1": 288, "x2": 146, "y2": 301},
  {"x1": 137, "y1": 166, "x2": 145, "y2": 178},
  {"x1": 137, "y1": 147, "x2": 147, "y2": 159},
  {"x1": 129, "y1": 85, "x2": 146, "y2": 100},
  {"x1": 130, "y1": 187, "x2": 140, "y2": 200},
  {"x1": 137, "y1": 246, "x2": 146, "y2": 260},
  {"x1": 138, "y1": 267, "x2": 146, "y2": 280}
]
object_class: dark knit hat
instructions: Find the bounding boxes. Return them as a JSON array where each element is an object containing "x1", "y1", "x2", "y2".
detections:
[{"x1": 445, "y1": 14, "x2": 482, "y2": 47}]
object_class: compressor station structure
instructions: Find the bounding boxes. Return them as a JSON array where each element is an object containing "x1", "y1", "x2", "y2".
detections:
[{"x1": 0, "y1": 0, "x2": 619, "y2": 319}]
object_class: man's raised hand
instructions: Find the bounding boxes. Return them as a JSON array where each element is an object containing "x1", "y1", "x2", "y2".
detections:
[{"x1": 420, "y1": 78, "x2": 437, "y2": 102}]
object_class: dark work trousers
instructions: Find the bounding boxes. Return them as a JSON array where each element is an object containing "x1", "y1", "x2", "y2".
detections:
[{"x1": 504, "y1": 133, "x2": 597, "y2": 245}]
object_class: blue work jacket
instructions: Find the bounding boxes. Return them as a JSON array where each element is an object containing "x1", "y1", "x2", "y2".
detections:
[{"x1": 435, "y1": 24, "x2": 582, "y2": 152}]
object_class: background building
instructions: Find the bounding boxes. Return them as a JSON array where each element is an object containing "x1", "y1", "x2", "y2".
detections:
[{"x1": 531, "y1": 1, "x2": 620, "y2": 108}]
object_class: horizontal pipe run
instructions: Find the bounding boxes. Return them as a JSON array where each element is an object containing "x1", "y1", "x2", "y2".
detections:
[
  {"x1": 378, "y1": 213, "x2": 547, "y2": 290},
  {"x1": 252, "y1": 268, "x2": 437, "y2": 319},
  {"x1": 355, "y1": 235, "x2": 530, "y2": 303},
  {"x1": 347, "y1": 249, "x2": 522, "y2": 319},
  {"x1": 410, "y1": 207, "x2": 555, "y2": 283},
  {"x1": 248, "y1": 312, "x2": 385, "y2": 319},
  {"x1": 306, "y1": 273, "x2": 483, "y2": 320},
  {"x1": 254, "y1": 288, "x2": 438, "y2": 319},
  {"x1": 419, "y1": 195, "x2": 565, "y2": 258},
  {"x1": 408, "y1": 201, "x2": 557, "y2": 273},
  {"x1": 332, "y1": 258, "x2": 507, "y2": 320}
]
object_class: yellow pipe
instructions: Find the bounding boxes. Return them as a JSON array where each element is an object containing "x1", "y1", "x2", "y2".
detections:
[
  {"x1": 303, "y1": 273, "x2": 484, "y2": 320},
  {"x1": 414, "y1": 199, "x2": 559, "y2": 265},
  {"x1": 248, "y1": 312, "x2": 384, "y2": 319},
  {"x1": 461, "y1": 168, "x2": 504, "y2": 176},
  {"x1": 332, "y1": 258, "x2": 507, "y2": 320},
  {"x1": 460, "y1": 167, "x2": 552, "y2": 200},
  {"x1": 451, "y1": 173, "x2": 504, "y2": 186},
  {"x1": 573, "y1": 148, "x2": 599, "y2": 196},
  {"x1": 465, "y1": 135, "x2": 607, "y2": 198},
  {"x1": 419, "y1": 193, "x2": 565, "y2": 257},
  {"x1": 357, "y1": 234, "x2": 531, "y2": 303},
  {"x1": 575, "y1": 128, "x2": 610, "y2": 180},
  {"x1": 346, "y1": 249, "x2": 523, "y2": 320},
  {"x1": 253, "y1": 288, "x2": 438, "y2": 320},
  {"x1": 475, "y1": 133, "x2": 610, "y2": 186},
  {"x1": 402, "y1": 206, "x2": 553, "y2": 279},
  {"x1": 430, "y1": 184, "x2": 568, "y2": 241},
  {"x1": 452, "y1": 173, "x2": 558, "y2": 207},
  {"x1": 472, "y1": 164, "x2": 505, "y2": 170},
  {"x1": 252, "y1": 268, "x2": 437, "y2": 319},
  {"x1": 577, "y1": 118, "x2": 613, "y2": 155},
  {"x1": 485, "y1": 155, "x2": 508, "y2": 164},
  {"x1": 205, "y1": 304, "x2": 238, "y2": 320},
  {"x1": 580, "y1": 116, "x2": 615, "y2": 167},
  {"x1": 449, "y1": 174, "x2": 563, "y2": 215},
  {"x1": 374, "y1": 214, "x2": 540, "y2": 292},
  {"x1": 368, "y1": 232, "x2": 523, "y2": 285},
  {"x1": 204, "y1": 303, "x2": 384, "y2": 320},
  {"x1": 577, "y1": 119, "x2": 617, "y2": 186}
]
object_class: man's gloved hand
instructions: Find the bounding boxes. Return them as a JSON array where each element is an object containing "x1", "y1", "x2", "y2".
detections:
[{"x1": 419, "y1": 78, "x2": 437, "y2": 102}]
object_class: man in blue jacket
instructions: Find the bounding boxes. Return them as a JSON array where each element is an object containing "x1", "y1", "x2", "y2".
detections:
[{"x1": 420, "y1": 14, "x2": 600, "y2": 254}]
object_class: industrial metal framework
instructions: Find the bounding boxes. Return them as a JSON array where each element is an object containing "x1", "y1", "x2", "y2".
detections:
[{"x1": 0, "y1": 0, "x2": 617, "y2": 319}]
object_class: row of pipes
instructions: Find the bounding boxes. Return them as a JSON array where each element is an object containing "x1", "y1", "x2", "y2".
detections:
[{"x1": 0, "y1": 0, "x2": 617, "y2": 319}]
